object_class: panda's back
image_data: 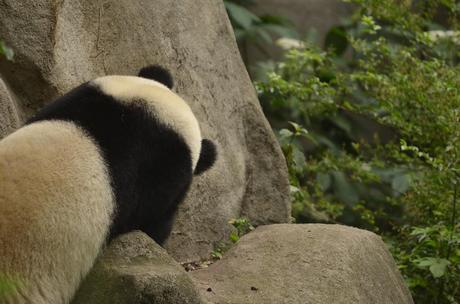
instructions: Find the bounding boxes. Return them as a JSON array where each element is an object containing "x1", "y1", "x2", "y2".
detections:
[
  {"x1": 0, "y1": 120, "x2": 114, "y2": 304},
  {"x1": 26, "y1": 81, "x2": 196, "y2": 241}
]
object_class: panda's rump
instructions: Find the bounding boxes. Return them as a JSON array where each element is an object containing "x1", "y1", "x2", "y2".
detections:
[{"x1": 0, "y1": 120, "x2": 114, "y2": 303}]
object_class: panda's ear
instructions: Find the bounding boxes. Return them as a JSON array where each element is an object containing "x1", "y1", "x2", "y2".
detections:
[
  {"x1": 138, "y1": 65, "x2": 174, "y2": 89},
  {"x1": 194, "y1": 139, "x2": 217, "y2": 175}
]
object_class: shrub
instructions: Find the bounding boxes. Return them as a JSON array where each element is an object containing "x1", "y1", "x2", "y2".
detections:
[{"x1": 255, "y1": 1, "x2": 459, "y2": 302}]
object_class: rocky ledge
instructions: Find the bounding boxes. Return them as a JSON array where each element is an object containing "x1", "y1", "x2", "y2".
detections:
[{"x1": 73, "y1": 224, "x2": 413, "y2": 304}]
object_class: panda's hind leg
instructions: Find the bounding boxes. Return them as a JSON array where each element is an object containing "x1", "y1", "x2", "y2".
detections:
[{"x1": 143, "y1": 214, "x2": 175, "y2": 245}]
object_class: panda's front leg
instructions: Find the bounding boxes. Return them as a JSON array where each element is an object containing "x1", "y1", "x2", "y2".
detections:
[{"x1": 143, "y1": 210, "x2": 176, "y2": 245}]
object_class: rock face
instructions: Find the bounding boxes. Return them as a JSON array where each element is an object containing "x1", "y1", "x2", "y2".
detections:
[
  {"x1": 0, "y1": 77, "x2": 20, "y2": 139},
  {"x1": 72, "y1": 225, "x2": 413, "y2": 304},
  {"x1": 192, "y1": 224, "x2": 414, "y2": 304},
  {"x1": 0, "y1": 0, "x2": 290, "y2": 261},
  {"x1": 71, "y1": 231, "x2": 205, "y2": 304}
]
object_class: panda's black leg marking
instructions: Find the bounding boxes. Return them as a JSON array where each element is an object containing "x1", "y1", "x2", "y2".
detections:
[
  {"x1": 144, "y1": 214, "x2": 175, "y2": 245},
  {"x1": 141, "y1": 180, "x2": 191, "y2": 245},
  {"x1": 27, "y1": 84, "x2": 194, "y2": 243},
  {"x1": 138, "y1": 65, "x2": 174, "y2": 89},
  {"x1": 194, "y1": 139, "x2": 217, "y2": 175}
]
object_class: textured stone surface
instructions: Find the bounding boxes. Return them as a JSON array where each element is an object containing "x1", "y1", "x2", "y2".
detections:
[
  {"x1": 192, "y1": 224, "x2": 414, "y2": 304},
  {"x1": 0, "y1": 77, "x2": 21, "y2": 139},
  {"x1": 72, "y1": 231, "x2": 205, "y2": 304},
  {"x1": 0, "y1": 0, "x2": 290, "y2": 261}
]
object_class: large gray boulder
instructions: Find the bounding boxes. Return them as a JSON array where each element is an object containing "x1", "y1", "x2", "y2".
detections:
[
  {"x1": 0, "y1": 0, "x2": 290, "y2": 261},
  {"x1": 72, "y1": 231, "x2": 206, "y2": 304},
  {"x1": 0, "y1": 77, "x2": 20, "y2": 139},
  {"x1": 192, "y1": 224, "x2": 414, "y2": 304}
]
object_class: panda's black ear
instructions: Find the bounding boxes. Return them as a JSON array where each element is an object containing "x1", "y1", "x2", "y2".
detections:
[
  {"x1": 194, "y1": 139, "x2": 217, "y2": 175},
  {"x1": 138, "y1": 65, "x2": 174, "y2": 89}
]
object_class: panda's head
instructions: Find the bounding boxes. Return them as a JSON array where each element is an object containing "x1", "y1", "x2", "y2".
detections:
[{"x1": 92, "y1": 65, "x2": 216, "y2": 175}]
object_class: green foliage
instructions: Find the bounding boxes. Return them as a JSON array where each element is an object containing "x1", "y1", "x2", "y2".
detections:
[
  {"x1": 210, "y1": 242, "x2": 227, "y2": 260},
  {"x1": 224, "y1": 0, "x2": 296, "y2": 43},
  {"x1": 228, "y1": 217, "x2": 255, "y2": 243},
  {"x1": 223, "y1": 0, "x2": 297, "y2": 63},
  {"x1": 0, "y1": 40, "x2": 14, "y2": 61},
  {"x1": 211, "y1": 218, "x2": 254, "y2": 260},
  {"x1": 255, "y1": 0, "x2": 460, "y2": 302}
]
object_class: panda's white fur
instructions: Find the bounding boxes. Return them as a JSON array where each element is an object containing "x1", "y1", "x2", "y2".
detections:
[
  {"x1": 0, "y1": 121, "x2": 113, "y2": 304},
  {"x1": 0, "y1": 66, "x2": 217, "y2": 304},
  {"x1": 92, "y1": 75, "x2": 202, "y2": 169}
]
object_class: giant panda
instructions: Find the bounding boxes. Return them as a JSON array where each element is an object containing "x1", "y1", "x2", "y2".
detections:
[{"x1": 0, "y1": 65, "x2": 217, "y2": 304}]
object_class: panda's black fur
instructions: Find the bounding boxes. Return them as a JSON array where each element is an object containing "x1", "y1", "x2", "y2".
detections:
[
  {"x1": 138, "y1": 65, "x2": 174, "y2": 89},
  {"x1": 0, "y1": 65, "x2": 216, "y2": 303},
  {"x1": 27, "y1": 66, "x2": 215, "y2": 244}
]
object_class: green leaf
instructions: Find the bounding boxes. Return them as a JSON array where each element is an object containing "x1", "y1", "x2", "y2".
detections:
[
  {"x1": 229, "y1": 231, "x2": 240, "y2": 243},
  {"x1": 211, "y1": 250, "x2": 223, "y2": 260},
  {"x1": 288, "y1": 121, "x2": 301, "y2": 132},
  {"x1": 279, "y1": 128, "x2": 293, "y2": 144},
  {"x1": 292, "y1": 147, "x2": 306, "y2": 170},
  {"x1": 224, "y1": 2, "x2": 260, "y2": 30},
  {"x1": 259, "y1": 14, "x2": 291, "y2": 26},
  {"x1": 325, "y1": 26, "x2": 348, "y2": 56},
  {"x1": 279, "y1": 129, "x2": 293, "y2": 137},
  {"x1": 414, "y1": 257, "x2": 450, "y2": 278},
  {"x1": 429, "y1": 259, "x2": 449, "y2": 278},
  {"x1": 415, "y1": 257, "x2": 436, "y2": 268},
  {"x1": 360, "y1": 15, "x2": 381, "y2": 34}
]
